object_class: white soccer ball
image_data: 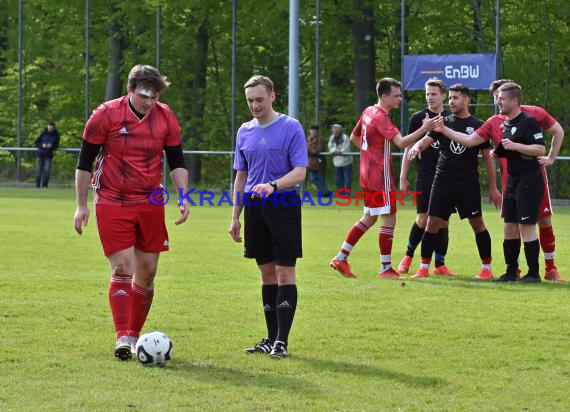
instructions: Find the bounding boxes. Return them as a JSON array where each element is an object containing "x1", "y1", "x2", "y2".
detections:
[{"x1": 135, "y1": 331, "x2": 173, "y2": 367}]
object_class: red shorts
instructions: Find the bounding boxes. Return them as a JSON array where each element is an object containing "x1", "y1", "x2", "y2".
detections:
[
  {"x1": 362, "y1": 189, "x2": 397, "y2": 216},
  {"x1": 500, "y1": 168, "x2": 552, "y2": 219},
  {"x1": 95, "y1": 202, "x2": 169, "y2": 256}
]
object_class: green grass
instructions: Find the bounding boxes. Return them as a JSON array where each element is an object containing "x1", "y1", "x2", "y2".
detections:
[{"x1": 1, "y1": 187, "x2": 570, "y2": 411}]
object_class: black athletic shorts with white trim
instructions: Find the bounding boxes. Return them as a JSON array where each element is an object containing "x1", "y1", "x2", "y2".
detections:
[
  {"x1": 428, "y1": 175, "x2": 481, "y2": 220},
  {"x1": 243, "y1": 192, "x2": 302, "y2": 267},
  {"x1": 502, "y1": 170, "x2": 544, "y2": 225}
]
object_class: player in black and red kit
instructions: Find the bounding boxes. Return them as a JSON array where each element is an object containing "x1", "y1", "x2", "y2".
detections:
[
  {"x1": 73, "y1": 65, "x2": 190, "y2": 359},
  {"x1": 398, "y1": 79, "x2": 456, "y2": 276},
  {"x1": 408, "y1": 84, "x2": 498, "y2": 279}
]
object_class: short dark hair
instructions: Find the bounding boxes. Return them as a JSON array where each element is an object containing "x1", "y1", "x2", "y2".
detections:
[
  {"x1": 425, "y1": 79, "x2": 446, "y2": 94},
  {"x1": 47, "y1": 121, "x2": 55, "y2": 126},
  {"x1": 244, "y1": 75, "x2": 274, "y2": 94},
  {"x1": 128, "y1": 64, "x2": 170, "y2": 93},
  {"x1": 497, "y1": 82, "x2": 523, "y2": 104},
  {"x1": 489, "y1": 79, "x2": 514, "y2": 94},
  {"x1": 310, "y1": 125, "x2": 319, "y2": 131},
  {"x1": 376, "y1": 77, "x2": 401, "y2": 98},
  {"x1": 449, "y1": 83, "x2": 471, "y2": 98}
]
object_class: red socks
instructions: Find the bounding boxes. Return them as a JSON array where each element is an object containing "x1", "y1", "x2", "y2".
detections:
[
  {"x1": 539, "y1": 226, "x2": 556, "y2": 269},
  {"x1": 129, "y1": 282, "x2": 154, "y2": 338},
  {"x1": 108, "y1": 274, "x2": 133, "y2": 340},
  {"x1": 337, "y1": 221, "x2": 370, "y2": 260},
  {"x1": 380, "y1": 226, "x2": 394, "y2": 271}
]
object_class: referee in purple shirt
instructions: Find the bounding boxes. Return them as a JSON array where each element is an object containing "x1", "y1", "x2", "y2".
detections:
[{"x1": 229, "y1": 75, "x2": 308, "y2": 358}]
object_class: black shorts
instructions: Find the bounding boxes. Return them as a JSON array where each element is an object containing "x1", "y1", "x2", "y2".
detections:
[
  {"x1": 428, "y1": 175, "x2": 481, "y2": 220},
  {"x1": 415, "y1": 175, "x2": 435, "y2": 214},
  {"x1": 503, "y1": 170, "x2": 544, "y2": 225},
  {"x1": 243, "y1": 192, "x2": 302, "y2": 267}
]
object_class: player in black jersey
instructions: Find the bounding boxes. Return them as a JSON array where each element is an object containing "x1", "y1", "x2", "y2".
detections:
[
  {"x1": 398, "y1": 79, "x2": 455, "y2": 276},
  {"x1": 436, "y1": 82, "x2": 546, "y2": 283},
  {"x1": 407, "y1": 84, "x2": 499, "y2": 280}
]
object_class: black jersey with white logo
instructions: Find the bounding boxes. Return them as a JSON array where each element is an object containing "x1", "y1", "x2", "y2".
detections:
[
  {"x1": 495, "y1": 112, "x2": 545, "y2": 176},
  {"x1": 409, "y1": 108, "x2": 450, "y2": 179},
  {"x1": 428, "y1": 114, "x2": 489, "y2": 179}
]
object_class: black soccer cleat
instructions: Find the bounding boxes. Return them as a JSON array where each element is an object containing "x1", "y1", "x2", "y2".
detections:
[
  {"x1": 244, "y1": 338, "x2": 274, "y2": 354},
  {"x1": 114, "y1": 336, "x2": 133, "y2": 361},
  {"x1": 520, "y1": 273, "x2": 541, "y2": 284},
  {"x1": 270, "y1": 340, "x2": 288, "y2": 359},
  {"x1": 494, "y1": 273, "x2": 518, "y2": 283}
]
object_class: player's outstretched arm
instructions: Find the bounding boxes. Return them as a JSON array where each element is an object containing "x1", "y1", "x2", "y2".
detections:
[
  {"x1": 74, "y1": 169, "x2": 92, "y2": 235},
  {"x1": 171, "y1": 167, "x2": 190, "y2": 225},
  {"x1": 440, "y1": 126, "x2": 485, "y2": 148},
  {"x1": 229, "y1": 171, "x2": 248, "y2": 243},
  {"x1": 393, "y1": 114, "x2": 441, "y2": 149},
  {"x1": 539, "y1": 122, "x2": 565, "y2": 167},
  {"x1": 407, "y1": 135, "x2": 435, "y2": 161},
  {"x1": 482, "y1": 148, "x2": 502, "y2": 208}
]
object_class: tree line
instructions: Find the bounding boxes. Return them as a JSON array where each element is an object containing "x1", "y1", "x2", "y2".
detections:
[{"x1": 0, "y1": 0, "x2": 568, "y2": 193}]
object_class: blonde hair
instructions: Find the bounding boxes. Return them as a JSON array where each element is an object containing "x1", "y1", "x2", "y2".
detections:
[{"x1": 244, "y1": 75, "x2": 274, "y2": 94}]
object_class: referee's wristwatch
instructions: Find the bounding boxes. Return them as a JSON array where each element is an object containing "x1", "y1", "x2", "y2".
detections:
[{"x1": 269, "y1": 180, "x2": 278, "y2": 192}]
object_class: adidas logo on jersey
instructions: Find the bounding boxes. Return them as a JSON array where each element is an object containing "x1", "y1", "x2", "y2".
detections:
[
  {"x1": 544, "y1": 207, "x2": 550, "y2": 213},
  {"x1": 163, "y1": 240, "x2": 169, "y2": 246},
  {"x1": 259, "y1": 137, "x2": 267, "y2": 144},
  {"x1": 119, "y1": 127, "x2": 128, "y2": 134},
  {"x1": 112, "y1": 289, "x2": 129, "y2": 297}
]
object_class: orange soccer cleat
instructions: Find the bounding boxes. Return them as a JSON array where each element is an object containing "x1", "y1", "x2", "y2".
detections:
[
  {"x1": 330, "y1": 258, "x2": 356, "y2": 278},
  {"x1": 474, "y1": 268, "x2": 494, "y2": 280},
  {"x1": 544, "y1": 267, "x2": 564, "y2": 282},
  {"x1": 411, "y1": 267, "x2": 429, "y2": 279},
  {"x1": 377, "y1": 268, "x2": 400, "y2": 279},
  {"x1": 397, "y1": 255, "x2": 413, "y2": 274},
  {"x1": 433, "y1": 265, "x2": 456, "y2": 276}
]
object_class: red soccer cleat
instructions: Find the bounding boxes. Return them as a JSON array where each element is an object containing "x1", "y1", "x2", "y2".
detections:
[
  {"x1": 474, "y1": 268, "x2": 494, "y2": 280},
  {"x1": 544, "y1": 267, "x2": 564, "y2": 282},
  {"x1": 377, "y1": 268, "x2": 400, "y2": 279},
  {"x1": 433, "y1": 265, "x2": 456, "y2": 276},
  {"x1": 330, "y1": 258, "x2": 356, "y2": 278},
  {"x1": 397, "y1": 255, "x2": 413, "y2": 274},
  {"x1": 411, "y1": 267, "x2": 429, "y2": 279}
]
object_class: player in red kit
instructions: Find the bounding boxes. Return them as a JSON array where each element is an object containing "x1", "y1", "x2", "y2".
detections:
[
  {"x1": 478, "y1": 79, "x2": 565, "y2": 281},
  {"x1": 73, "y1": 65, "x2": 190, "y2": 360},
  {"x1": 330, "y1": 78, "x2": 441, "y2": 279}
]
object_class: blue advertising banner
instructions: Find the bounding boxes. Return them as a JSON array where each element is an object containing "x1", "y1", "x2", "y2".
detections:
[{"x1": 403, "y1": 54, "x2": 497, "y2": 90}]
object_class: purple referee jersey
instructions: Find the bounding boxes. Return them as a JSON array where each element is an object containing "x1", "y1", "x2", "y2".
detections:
[{"x1": 234, "y1": 114, "x2": 308, "y2": 193}]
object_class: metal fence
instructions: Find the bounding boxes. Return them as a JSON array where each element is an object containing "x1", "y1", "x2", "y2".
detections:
[{"x1": 1, "y1": 147, "x2": 569, "y2": 199}]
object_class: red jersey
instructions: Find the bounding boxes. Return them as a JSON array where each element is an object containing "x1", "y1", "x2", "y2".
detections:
[
  {"x1": 352, "y1": 105, "x2": 400, "y2": 192},
  {"x1": 475, "y1": 105, "x2": 556, "y2": 190},
  {"x1": 83, "y1": 96, "x2": 181, "y2": 206}
]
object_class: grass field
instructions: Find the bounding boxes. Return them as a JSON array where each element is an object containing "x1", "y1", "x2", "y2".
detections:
[{"x1": 1, "y1": 187, "x2": 570, "y2": 411}]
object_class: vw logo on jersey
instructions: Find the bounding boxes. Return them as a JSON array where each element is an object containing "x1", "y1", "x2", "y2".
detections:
[
  {"x1": 430, "y1": 140, "x2": 440, "y2": 149},
  {"x1": 465, "y1": 127, "x2": 475, "y2": 135},
  {"x1": 450, "y1": 140, "x2": 466, "y2": 154}
]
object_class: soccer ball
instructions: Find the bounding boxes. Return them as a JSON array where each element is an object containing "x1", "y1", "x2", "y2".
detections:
[{"x1": 135, "y1": 331, "x2": 173, "y2": 367}]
